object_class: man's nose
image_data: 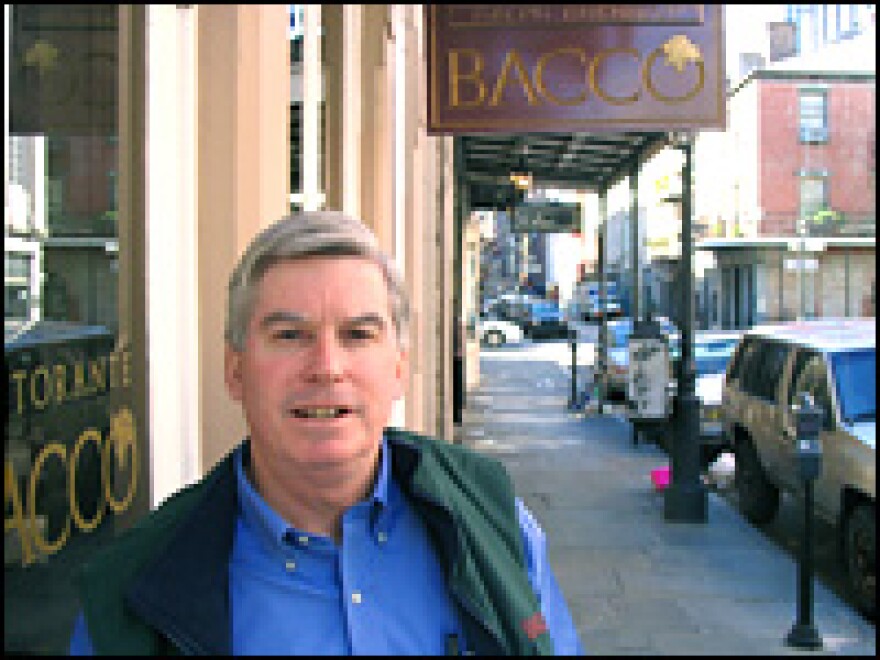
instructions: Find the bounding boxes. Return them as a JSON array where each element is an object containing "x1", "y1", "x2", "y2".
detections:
[{"x1": 307, "y1": 332, "x2": 345, "y2": 381}]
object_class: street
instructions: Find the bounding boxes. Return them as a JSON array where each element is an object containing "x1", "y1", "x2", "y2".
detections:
[{"x1": 468, "y1": 336, "x2": 874, "y2": 628}]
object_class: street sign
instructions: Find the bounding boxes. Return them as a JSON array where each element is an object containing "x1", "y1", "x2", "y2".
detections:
[{"x1": 511, "y1": 201, "x2": 581, "y2": 233}]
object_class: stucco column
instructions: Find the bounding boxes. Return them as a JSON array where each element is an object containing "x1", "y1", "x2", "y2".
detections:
[{"x1": 197, "y1": 5, "x2": 289, "y2": 473}]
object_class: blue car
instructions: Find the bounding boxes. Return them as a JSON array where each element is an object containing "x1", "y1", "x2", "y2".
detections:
[{"x1": 524, "y1": 301, "x2": 569, "y2": 340}]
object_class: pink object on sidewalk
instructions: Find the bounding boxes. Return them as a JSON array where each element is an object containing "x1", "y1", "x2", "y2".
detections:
[{"x1": 651, "y1": 465, "x2": 671, "y2": 491}]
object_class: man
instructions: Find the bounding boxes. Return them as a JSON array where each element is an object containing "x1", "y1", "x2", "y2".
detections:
[{"x1": 69, "y1": 211, "x2": 583, "y2": 655}]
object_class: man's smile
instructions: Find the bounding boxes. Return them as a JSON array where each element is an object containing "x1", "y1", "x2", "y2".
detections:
[{"x1": 289, "y1": 406, "x2": 358, "y2": 419}]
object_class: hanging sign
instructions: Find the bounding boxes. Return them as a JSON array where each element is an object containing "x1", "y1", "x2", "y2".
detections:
[
  {"x1": 426, "y1": 4, "x2": 725, "y2": 134},
  {"x1": 511, "y1": 201, "x2": 581, "y2": 233}
]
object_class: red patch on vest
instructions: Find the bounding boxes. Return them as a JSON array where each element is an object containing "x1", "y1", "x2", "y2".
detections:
[{"x1": 521, "y1": 612, "x2": 548, "y2": 640}]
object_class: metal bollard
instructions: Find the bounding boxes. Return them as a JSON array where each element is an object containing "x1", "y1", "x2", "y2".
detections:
[{"x1": 785, "y1": 392, "x2": 824, "y2": 651}]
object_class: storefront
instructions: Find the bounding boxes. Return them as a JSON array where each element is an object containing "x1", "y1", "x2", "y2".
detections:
[{"x1": 5, "y1": 6, "x2": 457, "y2": 652}]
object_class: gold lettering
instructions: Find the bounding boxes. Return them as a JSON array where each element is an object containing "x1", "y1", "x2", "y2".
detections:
[
  {"x1": 449, "y1": 49, "x2": 487, "y2": 107},
  {"x1": 121, "y1": 350, "x2": 132, "y2": 388},
  {"x1": 644, "y1": 47, "x2": 705, "y2": 103},
  {"x1": 88, "y1": 355, "x2": 108, "y2": 394},
  {"x1": 590, "y1": 48, "x2": 640, "y2": 105},
  {"x1": 28, "y1": 443, "x2": 71, "y2": 556},
  {"x1": 30, "y1": 367, "x2": 52, "y2": 410},
  {"x1": 5, "y1": 461, "x2": 32, "y2": 565},
  {"x1": 535, "y1": 48, "x2": 588, "y2": 105},
  {"x1": 53, "y1": 363, "x2": 68, "y2": 405},
  {"x1": 104, "y1": 408, "x2": 137, "y2": 514},
  {"x1": 489, "y1": 49, "x2": 540, "y2": 107},
  {"x1": 11, "y1": 371, "x2": 27, "y2": 415},
  {"x1": 108, "y1": 351, "x2": 120, "y2": 389},
  {"x1": 70, "y1": 429, "x2": 105, "y2": 532},
  {"x1": 73, "y1": 361, "x2": 87, "y2": 397}
]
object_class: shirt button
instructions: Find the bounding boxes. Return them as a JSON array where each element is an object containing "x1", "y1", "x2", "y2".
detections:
[
  {"x1": 297, "y1": 535, "x2": 309, "y2": 546},
  {"x1": 285, "y1": 560, "x2": 296, "y2": 572},
  {"x1": 377, "y1": 532, "x2": 388, "y2": 544},
  {"x1": 351, "y1": 591, "x2": 362, "y2": 605}
]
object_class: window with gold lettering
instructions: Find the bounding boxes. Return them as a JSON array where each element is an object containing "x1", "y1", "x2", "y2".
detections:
[{"x1": 5, "y1": 5, "x2": 147, "y2": 654}]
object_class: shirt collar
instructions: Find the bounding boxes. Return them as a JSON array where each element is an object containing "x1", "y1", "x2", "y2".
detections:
[{"x1": 234, "y1": 434, "x2": 392, "y2": 550}]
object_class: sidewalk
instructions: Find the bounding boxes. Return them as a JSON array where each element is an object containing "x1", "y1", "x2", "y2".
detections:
[{"x1": 455, "y1": 350, "x2": 875, "y2": 656}]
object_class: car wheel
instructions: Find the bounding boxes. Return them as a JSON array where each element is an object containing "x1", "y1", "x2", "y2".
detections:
[
  {"x1": 844, "y1": 502, "x2": 876, "y2": 617},
  {"x1": 734, "y1": 435, "x2": 780, "y2": 525},
  {"x1": 483, "y1": 329, "x2": 505, "y2": 347}
]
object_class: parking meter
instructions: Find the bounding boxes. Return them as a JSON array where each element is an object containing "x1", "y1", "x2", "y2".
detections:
[
  {"x1": 785, "y1": 391, "x2": 824, "y2": 650},
  {"x1": 793, "y1": 392, "x2": 822, "y2": 481},
  {"x1": 627, "y1": 318, "x2": 673, "y2": 421}
]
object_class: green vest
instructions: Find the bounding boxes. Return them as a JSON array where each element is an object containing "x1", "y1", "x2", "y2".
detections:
[{"x1": 75, "y1": 429, "x2": 554, "y2": 655}]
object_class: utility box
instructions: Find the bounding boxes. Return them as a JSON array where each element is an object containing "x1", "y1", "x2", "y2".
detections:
[{"x1": 627, "y1": 319, "x2": 673, "y2": 420}]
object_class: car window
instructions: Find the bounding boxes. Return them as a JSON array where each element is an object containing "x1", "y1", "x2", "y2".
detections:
[
  {"x1": 743, "y1": 339, "x2": 792, "y2": 402},
  {"x1": 694, "y1": 351, "x2": 734, "y2": 376},
  {"x1": 727, "y1": 335, "x2": 756, "y2": 382},
  {"x1": 789, "y1": 350, "x2": 835, "y2": 431},
  {"x1": 829, "y1": 348, "x2": 876, "y2": 424}
]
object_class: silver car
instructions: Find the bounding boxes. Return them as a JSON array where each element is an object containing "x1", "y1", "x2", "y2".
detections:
[
  {"x1": 479, "y1": 317, "x2": 523, "y2": 348},
  {"x1": 721, "y1": 318, "x2": 875, "y2": 616}
]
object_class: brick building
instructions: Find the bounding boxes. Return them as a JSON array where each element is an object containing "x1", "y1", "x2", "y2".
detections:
[{"x1": 696, "y1": 28, "x2": 875, "y2": 328}]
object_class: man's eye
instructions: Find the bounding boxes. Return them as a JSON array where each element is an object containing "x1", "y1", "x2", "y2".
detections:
[
  {"x1": 273, "y1": 328, "x2": 304, "y2": 341},
  {"x1": 346, "y1": 328, "x2": 378, "y2": 341}
]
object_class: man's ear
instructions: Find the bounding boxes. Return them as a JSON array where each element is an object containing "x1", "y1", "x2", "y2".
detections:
[{"x1": 224, "y1": 345, "x2": 244, "y2": 402}]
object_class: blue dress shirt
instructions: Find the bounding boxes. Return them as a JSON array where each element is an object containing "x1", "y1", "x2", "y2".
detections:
[{"x1": 69, "y1": 435, "x2": 584, "y2": 655}]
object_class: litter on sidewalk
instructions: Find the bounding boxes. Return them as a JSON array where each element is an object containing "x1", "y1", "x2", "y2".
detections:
[{"x1": 650, "y1": 465, "x2": 671, "y2": 491}]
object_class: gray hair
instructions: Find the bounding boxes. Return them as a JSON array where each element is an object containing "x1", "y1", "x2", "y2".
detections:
[{"x1": 225, "y1": 210, "x2": 410, "y2": 352}]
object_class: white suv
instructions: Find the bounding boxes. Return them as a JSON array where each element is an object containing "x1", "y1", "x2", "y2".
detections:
[{"x1": 721, "y1": 318, "x2": 875, "y2": 616}]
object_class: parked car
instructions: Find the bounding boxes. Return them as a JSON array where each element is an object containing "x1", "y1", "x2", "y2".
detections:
[
  {"x1": 692, "y1": 331, "x2": 745, "y2": 464},
  {"x1": 523, "y1": 300, "x2": 568, "y2": 340},
  {"x1": 496, "y1": 292, "x2": 538, "y2": 326},
  {"x1": 584, "y1": 295, "x2": 623, "y2": 322},
  {"x1": 479, "y1": 317, "x2": 523, "y2": 348},
  {"x1": 721, "y1": 318, "x2": 875, "y2": 616},
  {"x1": 569, "y1": 294, "x2": 623, "y2": 323},
  {"x1": 574, "y1": 282, "x2": 624, "y2": 322}
]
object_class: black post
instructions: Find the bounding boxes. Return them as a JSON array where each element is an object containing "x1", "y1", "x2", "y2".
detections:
[
  {"x1": 630, "y1": 166, "x2": 640, "y2": 445},
  {"x1": 597, "y1": 192, "x2": 608, "y2": 415},
  {"x1": 664, "y1": 132, "x2": 708, "y2": 523},
  {"x1": 785, "y1": 480, "x2": 822, "y2": 649},
  {"x1": 568, "y1": 328, "x2": 579, "y2": 410}
]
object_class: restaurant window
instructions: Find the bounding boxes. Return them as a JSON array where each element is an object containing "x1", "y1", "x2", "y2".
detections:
[{"x1": 5, "y1": 5, "x2": 148, "y2": 654}]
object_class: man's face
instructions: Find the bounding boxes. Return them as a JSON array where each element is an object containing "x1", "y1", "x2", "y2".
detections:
[{"x1": 225, "y1": 256, "x2": 408, "y2": 482}]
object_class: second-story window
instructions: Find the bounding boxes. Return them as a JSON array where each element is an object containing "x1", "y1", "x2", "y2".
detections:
[{"x1": 799, "y1": 88, "x2": 828, "y2": 143}]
